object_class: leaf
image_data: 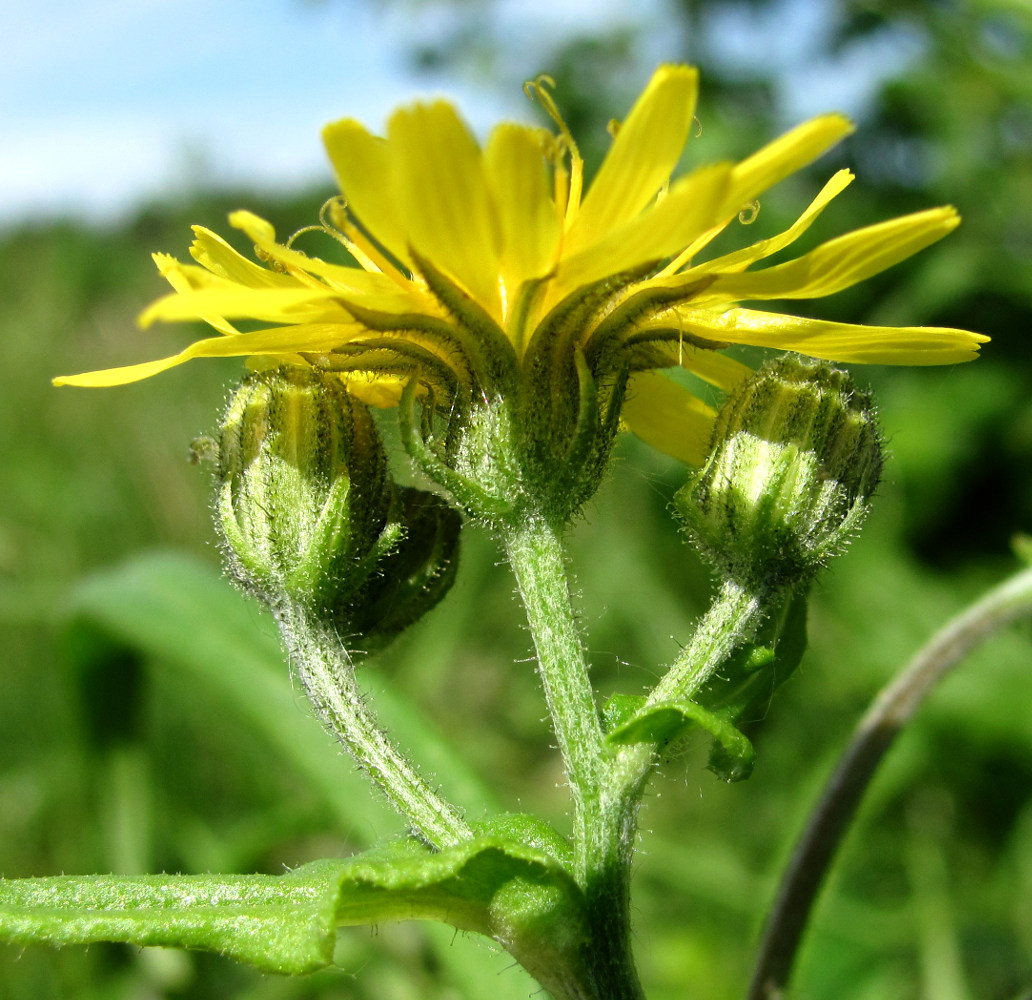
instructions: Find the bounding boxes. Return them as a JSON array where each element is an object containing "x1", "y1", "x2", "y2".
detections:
[
  {"x1": 601, "y1": 692, "x2": 647, "y2": 734},
  {"x1": 474, "y1": 812, "x2": 574, "y2": 869},
  {"x1": 607, "y1": 698, "x2": 756, "y2": 782},
  {"x1": 0, "y1": 835, "x2": 588, "y2": 977},
  {"x1": 0, "y1": 869, "x2": 335, "y2": 975}
]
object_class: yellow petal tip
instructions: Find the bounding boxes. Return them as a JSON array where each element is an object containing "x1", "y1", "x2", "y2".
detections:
[
  {"x1": 823, "y1": 112, "x2": 856, "y2": 136},
  {"x1": 653, "y1": 63, "x2": 699, "y2": 84},
  {"x1": 321, "y1": 116, "x2": 367, "y2": 145}
]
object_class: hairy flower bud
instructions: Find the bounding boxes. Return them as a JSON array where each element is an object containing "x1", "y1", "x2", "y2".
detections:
[
  {"x1": 215, "y1": 366, "x2": 460, "y2": 655},
  {"x1": 674, "y1": 355, "x2": 883, "y2": 590},
  {"x1": 342, "y1": 485, "x2": 462, "y2": 656}
]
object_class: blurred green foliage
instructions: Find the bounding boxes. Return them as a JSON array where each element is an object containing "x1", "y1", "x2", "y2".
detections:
[{"x1": 2, "y1": 0, "x2": 1031, "y2": 996}]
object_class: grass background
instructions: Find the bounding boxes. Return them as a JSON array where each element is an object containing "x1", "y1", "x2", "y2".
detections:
[{"x1": 2, "y1": 1, "x2": 1032, "y2": 996}]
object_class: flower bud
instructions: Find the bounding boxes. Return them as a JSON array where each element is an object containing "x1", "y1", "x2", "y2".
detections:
[
  {"x1": 215, "y1": 366, "x2": 459, "y2": 654},
  {"x1": 344, "y1": 486, "x2": 462, "y2": 655},
  {"x1": 674, "y1": 355, "x2": 883, "y2": 591}
]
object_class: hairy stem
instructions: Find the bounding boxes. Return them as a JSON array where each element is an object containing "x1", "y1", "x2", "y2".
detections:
[
  {"x1": 585, "y1": 575, "x2": 782, "y2": 1000},
  {"x1": 503, "y1": 515, "x2": 645, "y2": 1000},
  {"x1": 275, "y1": 601, "x2": 471, "y2": 847},
  {"x1": 649, "y1": 577, "x2": 769, "y2": 707},
  {"x1": 611, "y1": 577, "x2": 774, "y2": 819},
  {"x1": 503, "y1": 516, "x2": 606, "y2": 877},
  {"x1": 748, "y1": 563, "x2": 1032, "y2": 1000}
]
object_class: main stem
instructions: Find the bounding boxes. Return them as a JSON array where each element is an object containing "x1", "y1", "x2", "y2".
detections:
[
  {"x1": 276, "y1": 601, "x2": 471, "y2": 848},
  {"x1": 503, "y1": 515, "x2": 645, "y2": 1000},
  {"x1": 505, "y1": 525, "x2": 788, "y2": 1000},
  {"x1": 503, "y1": 515, "x2": 606, "y2": 877}
]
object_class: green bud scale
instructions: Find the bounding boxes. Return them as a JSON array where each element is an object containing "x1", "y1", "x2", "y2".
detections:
[{"x1": 675, "y1": 355, "x2": 883, "y2": 591}]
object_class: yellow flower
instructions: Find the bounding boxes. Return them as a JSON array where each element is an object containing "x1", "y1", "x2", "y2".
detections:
[{"x1": 56, "y1": 65, "x2": 986, "y2": 466}]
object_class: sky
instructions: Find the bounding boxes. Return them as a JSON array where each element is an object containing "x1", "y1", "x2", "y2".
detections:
[
  {"x1": 2, "y1": 0, "x2": 908, "y2": 228},
  {"x1": 1, "y1": 0, "x2": 660, "y2": 227}
]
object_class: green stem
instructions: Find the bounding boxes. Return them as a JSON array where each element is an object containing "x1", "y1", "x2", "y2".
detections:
[
  {"x1": 747, "y1": 563, "x2": 1032, "y2": 1000},
  {"x1": 580, "y1": 576, "x2": 778, "y2": 999},
  {"x1": 649, "y1": 577, "x2": 770, "y2": 707},
  {"x1": 503, "y1": 531, "x2": 787, "y2": 1000},
  {"x1": 503, "y1": 516, "x2": 606, "y2": 878},
  {"x1": 610, "y1": 577, "x2": 774, "y2": 800},
  {"x1": 503, "y1": 515, "x2": 645, "y2": 1000},
  {"x1": 275, "y1": 601, "x2": 471, "y2": 848}
]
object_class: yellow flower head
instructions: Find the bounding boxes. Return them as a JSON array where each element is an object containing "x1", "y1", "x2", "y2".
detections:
[{"x1": 56, "y1": 65, "x2": 986, "y2": 466}]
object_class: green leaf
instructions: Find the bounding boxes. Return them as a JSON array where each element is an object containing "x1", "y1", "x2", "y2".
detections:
[
  {"x1": 0, "y1": 868, "x2": 336, "y2": 975},
  {"x1": 607, "y1": 699, "x2": 756, "y2": 782},
  {"x1": 0, "y1": 835, "x2": 588, "y2": 977},
  {"x1": 601, "y1": 692, "x2": 647, "y2": 734},
  {"x1": 474, "y1": 812, "x2": 574, "y2": 868}
]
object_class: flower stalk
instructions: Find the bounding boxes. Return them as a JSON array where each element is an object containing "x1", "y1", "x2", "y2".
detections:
[
  {"x1": 501, "y1": 515, "x2": 606, "y2": 879},
  {"x1": 502, "y1": 514, "x2": 647, "y2": 1000},
  {"x1": 275, "y1": 600, "x2": 471, "y2": 847},
  {"x1": 648, "y1": 577, "x2": 770, "y2": 707}
]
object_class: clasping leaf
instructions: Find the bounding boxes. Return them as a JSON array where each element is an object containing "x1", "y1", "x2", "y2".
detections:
[{"x1": 0, "y1": 832, "x2": 588, "y2": 977}]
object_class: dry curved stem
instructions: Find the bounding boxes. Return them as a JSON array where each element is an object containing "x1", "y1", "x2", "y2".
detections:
[{"x1": 748, "y1": 562, "x2": 1032, "y2": 1000}]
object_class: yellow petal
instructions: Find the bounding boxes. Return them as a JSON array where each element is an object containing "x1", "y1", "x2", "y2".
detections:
[
  {"x1": 345, "y1": 373, "x2": 407, "y2": 408},
  {"x1": 226, "y1": 211, "x2": 418, "y2": 306},
  {"x1": 483, "y1": 123, "x2": 562, "y2": 301},
  {"x1": 322, "y1": 118, "x2": 412, "y2": 268},
  {"x1": 696, "y1": 169, "x2": 854, "y2": 275},
  {"x1": 55, "y1": 357, "x2": 206, "y2": 387},
  {"x1": 387, "y1": 101, "x2": 502, "y2": 318},
  {"x1": 139, "y1": 286, "x2": 351, "y2": 328},
  {"x1": 721, "y1": 114, "x2": 854, "y2": 217},
  {"x1": 666, "y1": 307, "x2": 989, "y2": 364},
  {"x1": 707, "y1": 207, "x2": 960, "y2": 301},
  {"x1": 189, "y1": 226, "x2": 297, "y2": 288},
  {"x1": 567, "y1": 65, "x2": 699, "y2": 255},
  {"x1": 153, "y1": 252, "x2": 212, "y2": 291},
  {"x1": 548, "y1": 163, "x2": 730, "y2": 305},
  {"x1": 153, "y1": 253, "x2": 239, "y2": 335},
  {"x1": 621, "y1": 370, "x2": 717, "y2": 466},
  {"x1": 54, "y1": 324, "x2": 367, "y2": 387},
  {"x1": 649, "y1": 339, "x2": 753, "y2": 391}
]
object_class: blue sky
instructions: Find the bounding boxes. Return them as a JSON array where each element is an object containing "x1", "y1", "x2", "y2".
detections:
[
  {"x1": 2, "y1": 0, "x2": 908, "y2": 228},
  {"x1": 1, "y1": 0, "x2": 483, "y2": 224},
  {"x1": 1, "y1": 0, "x2": 659, "y2": 226}
]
